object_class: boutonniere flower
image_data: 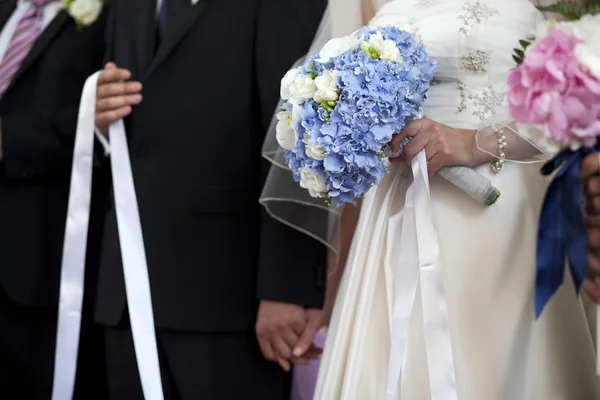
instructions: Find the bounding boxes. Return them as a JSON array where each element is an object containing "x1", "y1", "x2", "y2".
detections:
[{"x1": 65, "y1": 0, "x2": 103, "y2": 29}]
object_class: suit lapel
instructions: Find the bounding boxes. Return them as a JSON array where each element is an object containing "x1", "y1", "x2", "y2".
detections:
[
  {"x1": 146, "y1": 0, "x2": 208, "y2": 78},
  {"x1": 0, "y1": 0, "x2": 18, "y2": 32},
  {"x1": 7, "y1": 10, "x2": 69, "y2": 92}
]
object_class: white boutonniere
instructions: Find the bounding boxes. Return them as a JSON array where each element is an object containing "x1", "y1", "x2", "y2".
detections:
[{"x1": 65, "y1": 0, "x2": 103, "y2": 29}]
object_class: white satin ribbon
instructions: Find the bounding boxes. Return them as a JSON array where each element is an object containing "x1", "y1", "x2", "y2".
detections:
[
  {"x1": 52, "y1": 72, "x2": 164, "y2": 400},
  {"x1": 386, "y1": 150, "x2": 457, "y2": 400}
]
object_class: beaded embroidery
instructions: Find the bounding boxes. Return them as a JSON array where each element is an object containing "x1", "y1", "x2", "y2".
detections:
[
  {"x1": 457, "y1": 83, "x2": 504, "y2": 121},
  {"x1": 460, "y1": 49, "x2": 491, "y2": 72},
  {"x1": 458, "y1": 1, "x2": 498, "y2": 36}
]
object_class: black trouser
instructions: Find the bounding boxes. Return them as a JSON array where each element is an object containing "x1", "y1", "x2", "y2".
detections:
[
  {"x1": 104, "y1": 322, "x2": 292, "y2": 400},
  {"x1": 0, "y1": 287, "x2": 107, "y2": 399}
]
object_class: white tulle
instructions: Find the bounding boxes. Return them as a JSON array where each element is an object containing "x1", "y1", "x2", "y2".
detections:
[{"x1": 315, "y1": 0, "x2": 600, "y2": 399}]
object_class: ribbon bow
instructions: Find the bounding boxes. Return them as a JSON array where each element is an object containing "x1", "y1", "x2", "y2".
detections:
[{"x1": 535, "y1": 148, "x2": 592, "y2": 317}]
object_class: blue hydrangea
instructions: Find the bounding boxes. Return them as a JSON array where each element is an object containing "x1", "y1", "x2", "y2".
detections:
[{"x1": 284, "y1": 26, "x2": 437, "y2": 207}]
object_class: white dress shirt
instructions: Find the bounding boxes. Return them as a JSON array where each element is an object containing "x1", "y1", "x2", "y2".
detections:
[{"x1": 0, "y1": 0, "x2": 65, "y2": 63}]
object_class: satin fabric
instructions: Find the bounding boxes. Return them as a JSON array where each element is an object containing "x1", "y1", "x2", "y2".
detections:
[
  {"x1": 315, "y1": 1, "x2": 600, "y2": 398},
  {"x1": 53, "y1": 72, "x2": 164, "y2": 400}
]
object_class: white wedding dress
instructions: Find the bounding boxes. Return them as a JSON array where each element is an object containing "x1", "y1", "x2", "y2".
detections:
[{"x1": 315, "y1": 1, "x2": 600, "y2": 399}]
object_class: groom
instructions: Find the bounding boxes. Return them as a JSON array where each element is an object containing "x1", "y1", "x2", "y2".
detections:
[{"x1": 93, "y1": 0, "x2": 327, "y2": 398}]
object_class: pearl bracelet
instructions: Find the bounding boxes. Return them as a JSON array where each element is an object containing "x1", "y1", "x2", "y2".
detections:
[{"x1": 491, "y1": 128, "x2": 507, "y2": 174}]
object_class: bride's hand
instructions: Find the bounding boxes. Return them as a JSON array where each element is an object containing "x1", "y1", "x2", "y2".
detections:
[{"x1": 389, "y1": 118, "x2": 487, "y2": 175}]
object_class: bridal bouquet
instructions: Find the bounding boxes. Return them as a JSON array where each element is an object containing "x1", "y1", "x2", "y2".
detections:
[
  {"x1": 276, "y1": 26, "x2": 500, "y2": 207},
  {"x1": 507, "y1": 7, "x2": 600, "y2": 316}
]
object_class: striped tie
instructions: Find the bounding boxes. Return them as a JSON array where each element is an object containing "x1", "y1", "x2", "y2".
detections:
[{"x1": 0, "y1": 0, "x2": 54, "y2": 97}]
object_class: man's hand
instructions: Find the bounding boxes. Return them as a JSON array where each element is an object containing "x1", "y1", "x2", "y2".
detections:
[
  {"x1": 95, "y1": 62, "x2": 143, "y2": 135},
  {"x1": 581, "y1": 153, "x2": 600, "y2": 303},
  {"x1": 256, "y1": 301, "x2": 323, "y2": 371}
]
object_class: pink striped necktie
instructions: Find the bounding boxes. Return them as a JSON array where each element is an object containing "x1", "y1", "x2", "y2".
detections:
[{"x1": 0, "y1": 0, "x2": 56, "y2": 97}]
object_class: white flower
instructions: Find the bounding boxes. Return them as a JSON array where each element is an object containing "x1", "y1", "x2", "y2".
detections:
[
  {"x1": 280, "y1": 69, "x2": 299, "y2": 100},
  {"x1": 316, "y1": 36, "x2": 360, "y2": 63},
  {"x1": 313, "y1": 70, "x2": 339, "y2": 103},
  {"x1": 275, "y1": 110, "x2": 297, "y2": 151},
  {"x1": 368, "y1": 32, "x2": 402, "y2": 63},
  {"x1": 302, "y1": 134, "x2": 326, "y2": 160},
  {"x1": 67, "y1": 0, "x2": 102, "y2": 27},
  {"x1": 572, "y1": 15, "x2": 600, "y2": 80},
  {"x1": 299, "y1": 167, "x2": 328, "y2": 198},
  {"x1": 288, "y1": 74, "x2": 316, "y2": 105}
]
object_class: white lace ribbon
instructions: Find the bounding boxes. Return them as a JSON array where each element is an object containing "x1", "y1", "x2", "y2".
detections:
[
  {"x1": 52, "y1": 72, "x2": 164, "y2": 400},
  {"x1": 386, "y1": 150, "x2": 457, "y2": 400}
]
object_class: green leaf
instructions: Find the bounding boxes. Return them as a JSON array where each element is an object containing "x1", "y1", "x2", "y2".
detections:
[
  {"x1": 519, "y1": 39, "x2": 531, "y2": 49},
  {"x1": 536, "y1": 1, "x2": 586, "y2": 20},
  {"x1": 514, "y1": 49, "x2": 525, "y2": 59},
  {"x1": 513, "y1": 55, "x2": 522, "y2": 66}
]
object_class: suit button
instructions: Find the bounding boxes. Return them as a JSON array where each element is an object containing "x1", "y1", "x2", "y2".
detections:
[{"x1": 137, "y1": 146, "x2": 149, "y2": 158}]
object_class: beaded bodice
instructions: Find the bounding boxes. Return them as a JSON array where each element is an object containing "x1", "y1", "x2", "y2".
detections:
[{"x1": 370, "y1": 0, "x2": 543, "y2": 129}]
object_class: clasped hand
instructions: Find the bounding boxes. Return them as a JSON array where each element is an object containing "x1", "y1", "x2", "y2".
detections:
[
  {"x1": 256, "y1": 301, "x2": 324, "y2": 371},
  {"x1": 389, "y1": 118, "x2": 481, "y2": 174},
  {"x1": 95, "y1": 62, "x2": 143, "y2": 135},
  {"x1": 581, "y1": 154, "x2": 600, "y2": 303}
]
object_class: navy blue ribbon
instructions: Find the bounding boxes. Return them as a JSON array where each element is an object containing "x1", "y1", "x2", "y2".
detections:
[{"x1": 535, "y1": 149, "x2": 592, "y2": 317}]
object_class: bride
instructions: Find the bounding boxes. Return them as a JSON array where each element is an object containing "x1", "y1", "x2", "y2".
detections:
[{"x1": 305, "y1": 0, "x2": 600, "y2": 399}]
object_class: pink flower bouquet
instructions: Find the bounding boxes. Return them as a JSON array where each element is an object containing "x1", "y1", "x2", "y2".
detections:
[
  {"x1": 506, "y1": 13, "x2": 600, "y2": 317},
  {"x1": 508, "y1": 16, "x2": 600, "y2": 152}
]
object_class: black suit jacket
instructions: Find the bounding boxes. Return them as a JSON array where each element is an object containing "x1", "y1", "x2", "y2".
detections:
[
  {"x1": 0, "y1": 2, "x2": 108, "y2": 307},
  {"x1": 95, "y1": 0, "x2": 327, "y2": 331}
]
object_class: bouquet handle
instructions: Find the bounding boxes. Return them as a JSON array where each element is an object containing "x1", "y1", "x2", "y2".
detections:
[{"x1": 437, "y1": 165, "x2": 500, "y2": 206}]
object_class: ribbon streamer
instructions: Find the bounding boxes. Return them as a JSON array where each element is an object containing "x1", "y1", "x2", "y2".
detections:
[
  {"x1": 52, "y1": 72, "x2": 164, "y2": 400},
  {"x1": 386, "y1": 150, "x2": 456, "y2": 400},
  {"x1": 535, "y1": 149, "x2": 589, "y2": 318},
  {"x1": 535, "y1": 148, "x2": 600, "y2": 376}
]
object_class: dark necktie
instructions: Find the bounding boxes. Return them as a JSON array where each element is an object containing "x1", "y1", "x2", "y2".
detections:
[{"x1": 157, "y1": 0, "x2": 169, "y2": 44}]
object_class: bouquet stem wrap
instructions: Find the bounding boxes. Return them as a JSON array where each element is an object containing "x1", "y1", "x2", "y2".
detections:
[{"x1": 437, "y1": 166, "x2": 500, "y2": 206}]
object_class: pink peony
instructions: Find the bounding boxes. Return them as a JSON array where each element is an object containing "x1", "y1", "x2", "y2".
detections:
[{"x1": 507, "y1": 28, "x2": 600, "y2": 148}]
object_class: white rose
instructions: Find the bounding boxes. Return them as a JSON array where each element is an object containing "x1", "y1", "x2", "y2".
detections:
[
  {"x1": 68, "y1": 0, "x2": 103, "y2": 26},
  {"x1": 275, "y1": 110, "x2": 297, "y2": 151},
  {"x1": 313, "y1": 70, "x2": 339, "y2": 103},
  {"x1": 288, "y1": 74, "x2": 316, "y2": 105},
  {"x1": 280, "y1": 69, "x2": 299, "y2": 100},
  {"x1": 572, "y1": 15, "x2": 600, "y2": 80},
  {"x1": 316, "y1": 36, "x2": 360, "y2": 64},
  {"x1": 302, "y1": 134, "x2": 326, "y2": 160},
  {"x1": 299, "y1": 167, "x2": 328, "y2": 198},
  {"x1": 305, "y1": 144, "x2": 326, "y2": 160},
  {"x1": 368, "y1": 32, "x2": 402, "y2": 63}
]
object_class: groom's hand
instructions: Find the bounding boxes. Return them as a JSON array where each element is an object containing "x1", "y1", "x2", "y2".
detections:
[
  {"x1": 581, "y1": 153, "x2": 600, "y2": 303},
  {"x1": 256, "y1": 301, "x2": 322, "y2": 371},
  {"x1": 95, "y1": 62, "x2": 143, "y2": 135}
]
